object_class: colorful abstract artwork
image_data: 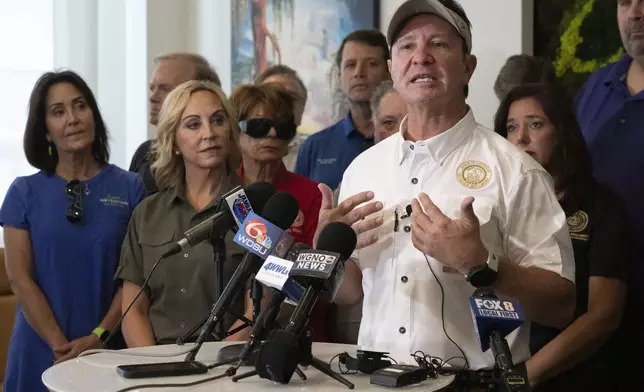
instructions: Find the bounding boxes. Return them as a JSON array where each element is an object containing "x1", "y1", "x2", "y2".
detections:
[{"x1": 231, "y1": 0, "x2": 379, "y2": 134}]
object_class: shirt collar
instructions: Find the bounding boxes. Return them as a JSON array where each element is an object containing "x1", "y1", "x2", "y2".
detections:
[
  {"x1": 603, "y1": 54, "x2": 633, "y2": 87},
  {"x1": 168, "y1": 173, "x2": 239, "y2": 209},
  {"x1": 397, "y1": 109, "x2": 476, "y2": 166},
  {"x1": 236, "y1": 162, "x2": 289, "y2": 187},
  {"x1": 341, "y1": 112, "x2": 358, "y2": 137}
]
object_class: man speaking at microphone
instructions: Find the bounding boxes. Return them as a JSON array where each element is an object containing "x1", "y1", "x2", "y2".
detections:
[{"x1": 318, "y1": 0, "x2": 577, "y2": 382}]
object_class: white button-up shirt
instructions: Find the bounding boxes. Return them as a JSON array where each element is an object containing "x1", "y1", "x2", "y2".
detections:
[{"x1": 338, "y1": 110, "x2": 575, "y2": 370}]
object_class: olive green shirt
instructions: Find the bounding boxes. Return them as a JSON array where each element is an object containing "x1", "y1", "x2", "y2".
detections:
[{"x1": 116, "y1": 176, "x2": 247, "y2": 344}]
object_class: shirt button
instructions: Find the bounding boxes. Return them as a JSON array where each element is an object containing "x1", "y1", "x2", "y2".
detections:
[
  {"x1": 620, "y1": 118, "x2": 626, "y2": 124},
  {"x1": 399, "y1": 327, "x2": 406, "y2": 334},
  {"x1": 404, "y1": 226, "x2": 411, "y2": 233},
  {"x1": 410, "y1": 145, "x2": 414, "y2": 150},
  {"x1": 180, "y1": 288, "x2": 187, "y2": 293},
  {"x1": 411, "y1": 178, "x2": 418, "y2": 184},
  {"x1": 180, "y1": 322, "x2": 186, "y2": 329},
  {"x1": 401, "y1": 276, "x2": 408, "y2": 283},
  {"x1": 184, "y1": 253, "x2": 189, "y2": 258}
]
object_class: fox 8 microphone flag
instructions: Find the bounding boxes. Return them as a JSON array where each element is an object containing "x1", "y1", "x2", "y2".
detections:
[
  {"x1": 233, "y1": 211, "x2": 293, "y2": 259},
  {"x1": 469, "y1": 296, "x2": 524, "y2": 352}
]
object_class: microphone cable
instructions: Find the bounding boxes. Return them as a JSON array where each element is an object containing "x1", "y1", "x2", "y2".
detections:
[
  {"x1": 423, "y1": 253, "x2": 470, "y2": 371},
  {"x1": 101, "y1": 254, "x2": 176, "y2": 350}
]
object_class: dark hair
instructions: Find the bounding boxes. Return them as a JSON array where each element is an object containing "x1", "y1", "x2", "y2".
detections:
[
  {"x1": 494, "y1": 55, "x2": 556, "y2": 101},
  {"x1": 335, "y1": 29, "x2": 390, "y2": 69},
  {"x1": 256, "y1": 64, "x2": 308, "y2": 99},
  {"x1": 230, "y1": 83, "x2": 296, "y2": 124},
  {"x1": 493, "y1": 84, "x2": 592, "y2": 213},
  {"x1": 24, "y1": 70, "x2": 110, "y2": 174}
]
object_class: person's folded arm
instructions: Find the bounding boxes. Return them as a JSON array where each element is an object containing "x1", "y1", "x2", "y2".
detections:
[
  {"x1": 526, "y1": 276, "x2": 625, "y2": 386},
  {"x1": 493, "y1": 260, "x2": 575, "y2": 329},
  {"x1": 98, "y1": 286, "x2": 123, "y2": 332},
  {"x1": 526, "y1": 187, "x2": 630, "y2": 385},
  {"x1": 3, "y1": 227, "x2": 69, "y2": 352},
  {"x1": 332, "y1": 258, "x2": 363, "y2": 306},
  {"x1": 121, "y1": 281, "x2": 155, "y2": 347},
  {"x1": 117, "y1": 209, "x2": 155, "y2": 347},
  {"x1": 497, "y1": 170, "x2": 576, "y2": 329}
]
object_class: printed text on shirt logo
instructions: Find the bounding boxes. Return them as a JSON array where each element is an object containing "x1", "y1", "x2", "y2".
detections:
[
  {"x1": 99, "y1": 194, "x2": 129, "y2": 208},
  {"x1": 317, "y1": 158, "x2": 337, "y2": 165},
  {"x1": 456, "y1": 160, "x2": 491, "y2": 189}
]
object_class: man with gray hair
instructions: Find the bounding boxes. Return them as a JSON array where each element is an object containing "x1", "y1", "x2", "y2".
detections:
[
  {"x1": 317, "y1": 1, "x2": 575, "y2": 379},
  {"x1": 129, "y1": 52, "x2": 221, "y2": 195},
  {"x1": 370, "y1": 79, "x2": 407, "y2": 143}
]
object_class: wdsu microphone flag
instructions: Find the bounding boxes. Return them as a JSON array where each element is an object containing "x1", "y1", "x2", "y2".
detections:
[{"x1": 233, "y1": 211, "x2": 293, "y2": 259}]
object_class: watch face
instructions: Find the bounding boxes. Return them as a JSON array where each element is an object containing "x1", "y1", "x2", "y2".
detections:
[{"x1": 470, "y1": 265, "x2": 498, "y2": 288}]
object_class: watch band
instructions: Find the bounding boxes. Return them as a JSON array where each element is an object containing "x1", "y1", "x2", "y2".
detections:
[{"x1": 92, "y1": 327, "x2": 106, "y2": 339}]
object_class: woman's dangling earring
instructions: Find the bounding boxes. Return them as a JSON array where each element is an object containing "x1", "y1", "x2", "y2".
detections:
[{"x1": 48, "y1": 142, "x2": 53, "y2": 156}]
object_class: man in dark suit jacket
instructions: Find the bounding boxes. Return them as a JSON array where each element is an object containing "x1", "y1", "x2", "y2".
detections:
[{"x1": 129, "y1": 52, "x2": 222, "y2": 195}]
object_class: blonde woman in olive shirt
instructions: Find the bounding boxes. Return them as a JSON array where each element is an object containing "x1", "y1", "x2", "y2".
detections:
[{"x1": 117, "y1": 80, "x2": 252, "y2": 346}]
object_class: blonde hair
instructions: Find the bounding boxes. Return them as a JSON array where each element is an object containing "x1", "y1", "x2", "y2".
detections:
[
  {"x1": 154, "y1": 52, "x2": 222, "y2": 86},
  {"x1": 151, "y1": 80, "x2": 241, "y2": 191}
]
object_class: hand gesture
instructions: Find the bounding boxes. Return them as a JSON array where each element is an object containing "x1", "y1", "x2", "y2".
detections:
[
  {"x1": 314, "y1": 184, "x2": 384, "y2": 250},
  {"x1": 410, "y1": 193, "x2": 488, "y2": 274},
  {"x1": 53, "y1": 334, "x2": 101, "y2": 364}
]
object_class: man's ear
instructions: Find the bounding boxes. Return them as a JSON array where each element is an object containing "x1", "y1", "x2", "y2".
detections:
[{"x1": 464, "y1": 54, "x2": 477, "y2": 85}]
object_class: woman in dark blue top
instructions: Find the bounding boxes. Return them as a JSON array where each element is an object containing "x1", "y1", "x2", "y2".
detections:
[{"x1": 0, "y1": 70, "x2": 146, "y2": 391}]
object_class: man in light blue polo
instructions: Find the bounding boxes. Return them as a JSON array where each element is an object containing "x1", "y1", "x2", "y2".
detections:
[{"x1": 295, "y1": 30, "x2": 391, "y2": 190}]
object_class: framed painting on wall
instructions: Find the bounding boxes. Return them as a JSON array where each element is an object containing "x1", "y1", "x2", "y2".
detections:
[{"x1": 231, "y1": 0, "x2": 380, "y2": 135}]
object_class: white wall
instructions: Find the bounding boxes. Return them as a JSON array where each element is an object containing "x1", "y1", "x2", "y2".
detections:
[
  {"x1": 381, "y1": 0, "x2": 534, "y2": 128},
  {"x1": 52, "y1": 0, "x2": 533, "y2": 171}
]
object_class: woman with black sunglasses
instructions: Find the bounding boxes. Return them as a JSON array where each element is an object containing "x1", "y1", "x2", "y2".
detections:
[
  {"x1": 0, "y1": 71, "x2": 146, "y2": 392},
  {"x1": 230, "y1": 83, "x2": 329, "y2": 341},
  {"x1": 230, "y1": 83, "x2": 321, "y2": 248},
  {"x1": 494, "y1": 83, "x2": 630, "y2": 392}
]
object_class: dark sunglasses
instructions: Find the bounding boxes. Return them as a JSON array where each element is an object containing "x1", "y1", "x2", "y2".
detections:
[
  {"x1": 65, "y1": 180, "x2": 84, "y2": 223},
  {"x1": 239, "y1": 118, "x2": 297, "y2": 140}
]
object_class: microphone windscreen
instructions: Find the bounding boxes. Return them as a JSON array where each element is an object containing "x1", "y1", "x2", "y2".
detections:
[
  {"x1": 286, "y1": 243, "x2": 312, "y2": 261},
  {"x1": 261, "y1": 191, "x2": 300, "y2": 230},
  {"x1": 316, "y1": 222, "x2": 357, "y2": 260},
  {"x1": 244, "y1": 181, "x2": 276, "y2": 212}
]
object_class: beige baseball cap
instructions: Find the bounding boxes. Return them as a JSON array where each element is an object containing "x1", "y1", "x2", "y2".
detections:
[{"x1": 386, "y1": 0, "x2": 472, "y2": 53}]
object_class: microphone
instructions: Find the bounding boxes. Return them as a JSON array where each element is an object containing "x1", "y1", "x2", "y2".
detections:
[
  {"x1": 253, "y1": 222, "x2": 357, "y2": 384},
  {"x1": 470, "y1": 288, "x2": 530, "y2": 392},
  {"x1": 185, "y1": 191, "x2": 299, "y2": 362},
  {"x1": 288, "y1": 221, "x2": 357, "y2": 304},
  {"x1": 226, "y1": 253, "x2": 307, "y2": 373},
  {"x1": 162, "y1": 182, "x2": 276, "y2": 258}
]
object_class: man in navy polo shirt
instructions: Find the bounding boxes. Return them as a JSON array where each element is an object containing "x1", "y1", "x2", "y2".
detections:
[
  {"x1": 295, "y1": 30, "x2": 391, "y2": 190},
  {"x1": 575, "y1": 0, "x2": 644, "y2": 364}
]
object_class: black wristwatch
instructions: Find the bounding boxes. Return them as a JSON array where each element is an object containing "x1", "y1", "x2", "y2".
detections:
[{"x1": 465, "y1": 253, "x2": 499, "y2": 288}]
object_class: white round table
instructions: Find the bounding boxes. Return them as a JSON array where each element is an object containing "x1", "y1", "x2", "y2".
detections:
[{"x1": 42, "y1": 342, "x2": 455, "y2": 392}]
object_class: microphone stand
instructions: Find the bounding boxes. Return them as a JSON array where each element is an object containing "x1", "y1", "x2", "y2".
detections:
[
  {"x1": 222, "y1": 292, "x2": 306, "y2": 380},
  {"x1": 177, "y1": 237, "x2": 229, "y2": 344},
  {"x1": 232, "y1": 288, "x2": 354, "y2": 389},
  {"x1": 489, "y1": 331, "x2": 531, "y2": 392},
  {"x1": 208, "y1": 279, "x2": 269, "y2": 369}
]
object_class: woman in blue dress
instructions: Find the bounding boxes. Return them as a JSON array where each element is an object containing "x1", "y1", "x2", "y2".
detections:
[{"x1": 0, "y1": 70, "x2": 146, "y2": 391}]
